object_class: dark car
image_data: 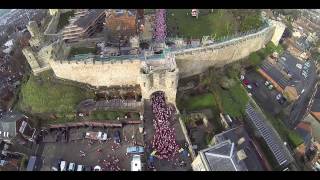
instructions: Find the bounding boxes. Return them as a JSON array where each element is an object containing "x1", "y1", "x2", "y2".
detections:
[
  {"x1": 253, "y1": 81, "x2": 259, "y2": 88},
  {"x1": 113, "y1": 130, "x2": 121, "y2": 144},
  {"x1": 84, "y1": 165, "x2": 92, "y2": 171},
  {"x1": 278, "y1": 97, "x2": 286, "y2": 105},
  {"x1": 51, "y1": 159, "x2": 61, "y2": 171},
  {"x1": 242, "y1": 79, "x2": 249, "y2": 86}
]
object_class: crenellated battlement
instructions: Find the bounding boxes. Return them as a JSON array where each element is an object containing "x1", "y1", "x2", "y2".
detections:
[{"x1": 22, "y1": 11, "x2": 286, "y2": 104}]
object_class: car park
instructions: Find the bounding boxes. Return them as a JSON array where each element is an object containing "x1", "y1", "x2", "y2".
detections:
[{"x1": 68, "y1": 162, "x2": 76, "y2": 171}]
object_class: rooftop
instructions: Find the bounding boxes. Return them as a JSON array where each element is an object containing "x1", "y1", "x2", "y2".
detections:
[
  {"x1": 0, "y1": 112, "x2": 25, "y2": 140},
  {"x1": 214, "y1": 126, "x2": 265, "y2": 171},
  {"x1": 74, "y1": 9, "x2": 105, "y2": 29},
  {"x1": 201, "y1": 140, "x2": 248, "y2": 171}
]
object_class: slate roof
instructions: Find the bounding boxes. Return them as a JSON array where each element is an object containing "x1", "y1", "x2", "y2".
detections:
[
  {"x1": 213, "y1": 126, "x2": 265, "y2": 171},
  {"x1": 74, "y1": 9, "x2": 105, "y2": 29},
  {"x1": 201, "y1": 140, "x2": 248, "y2": 171},
  {"x1": 0, "y1": 112, "x2": 25, "y2": 140}
]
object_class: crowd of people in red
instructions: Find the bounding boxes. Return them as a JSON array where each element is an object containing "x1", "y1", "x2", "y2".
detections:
[{"x1": 151, "y1": 92, "x2": 179, "y2": 160}]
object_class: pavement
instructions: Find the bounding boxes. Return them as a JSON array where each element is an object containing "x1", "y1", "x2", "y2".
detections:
[
  {"x1": 244, "y1": 70, "x2": 287, "y2": 116},
  {"x1": 143, "y1": 100, "x2": 192, "y2": 171},
  {"x1": 38, "y1": 125, "x2": 144, "y2": 171},
  {"x1": 257, "y1": 52, "x2": 318, "y2": 128}
]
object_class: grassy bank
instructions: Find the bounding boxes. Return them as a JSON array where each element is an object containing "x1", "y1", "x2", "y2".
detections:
[
  {"x1": 16, "y1": 70, "x2": 95, "y2": 124},
  {"x1": 167, "y1": 9, "x2": 263, "y2": 39}
]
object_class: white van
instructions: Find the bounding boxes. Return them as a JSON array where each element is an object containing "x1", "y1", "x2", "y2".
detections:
[
  {"x1": 60, "y1": 161, "x2": 67, "y2": 171},
  {"x1": 131, "y1": 155, "x2": 142, "y2": 171},
  {"x1": 77, "y1": 165, "x2": 84, "y2": 171}
]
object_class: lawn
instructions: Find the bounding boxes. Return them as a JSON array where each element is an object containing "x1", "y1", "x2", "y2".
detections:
[
  {"x1": 16, "y1": 70, "x2": 95, "y2": 123},
  {"x1": 167, "y1": 9, "x2": 237, "y2": 39},
  {"x1": 179, "y1": 93, "x2": 215, "y2": 111},
  {"x1": 89, "y1": 111, "x2": 140, "y2": 121},
  {"x1": 166, "y1": 9, "x2": 263, "y2": 39},
  {"x1": 57, "y1": 10, "x2": 75, "y2": 32},
  {"x1": 217, "y1": 81, "x2": 249, "y2": 118},
  {"x1": 69, "y1": 47, "x2": 97, "y2": 57}
]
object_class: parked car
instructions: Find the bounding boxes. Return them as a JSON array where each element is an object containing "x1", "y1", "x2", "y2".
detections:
[
  {"x1": 51, "y1": 159, "x2": 61, "y2": 171},
  {"x1": 243, "y1": 79, "x2": 249, "y2": 86},
  {"x1": 127, "y1": 146, "x2": 144, "y2": 154},
  {"x1": 84, "y1": 165, "x2": 92, "y2": 171},
  {"x1": 113, "y1": 130, "x2": 121, "y2": 144},
  {"x1": 60, "y1": 161, "x2": 67, "y2": 171},
  {"x1": 278, "y1": 97, "x2": 286, "y2": 105},
  {"x1": 268, "y1": 84, "x2": 273, "y2": 90},
  {"x1": 265, "y1": 81, "x2": 270, "y2": 86},
  {"x1": 93, "y1": 165, "x2": 102, "y2": 171},
  {"x1": 77, "y1": 165, "x2": 84, "y2": 171},
  {"x1": 296, "y1": 63, "x2": 302, "y2": 69},
  {"x1": 276, "y1": 93, "x2": 282, "y2": 100},
  {"x1": 253, "y1": 81, "x2": 259, "y2": 88},
  {"x1": 68, "y1": 162, "x2": 76, "y2": 171}
]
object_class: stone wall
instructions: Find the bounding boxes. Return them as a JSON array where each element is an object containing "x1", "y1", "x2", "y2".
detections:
[
  {"x1": 175, "y1": 24, "x2": 277, "y2": 78},
  {"x1": 44, "y1": 13, "x2": 60, "y2": 35},
  {"x1": 49, "y1": 59, "x2": 142, "y2": 87}
]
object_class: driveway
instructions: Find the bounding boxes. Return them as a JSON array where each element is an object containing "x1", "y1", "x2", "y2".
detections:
[{"x1": 245, "y1": 70, "x2": 287, "y2": 116}]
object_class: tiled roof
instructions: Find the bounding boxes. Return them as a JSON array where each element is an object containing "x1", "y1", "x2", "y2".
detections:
[{"x1": 201, "y1": 140, "x2": 248, "y2": 171}]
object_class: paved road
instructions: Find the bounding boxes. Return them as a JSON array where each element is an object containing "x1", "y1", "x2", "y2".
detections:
[
  {"x1": 245, "y1": 70, "x2": 287, "y2": 116},
  {"x1": 288, "y1": 60, "x2": 317, "y2": 128}
]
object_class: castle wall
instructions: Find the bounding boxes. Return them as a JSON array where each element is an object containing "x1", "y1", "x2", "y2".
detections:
[
  {"x1": 49, "y1": 59, "x2": 142, "y2": 87},
  {"x1": 44, "y1": 12, "x2": 60, "y2": 35},
  {"x1": 138, "y1": 69, "x2": 179, "y2": 104},
  {"x1": 175, "y1": 25, "x2": 276, "y2": 78}
]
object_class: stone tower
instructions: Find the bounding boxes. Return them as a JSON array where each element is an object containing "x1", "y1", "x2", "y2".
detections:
[
  {"x1": 270, "y1": 20, "x2": 286, "y2": 46},
  {"x1": 27, "y1": 21, "x2": 45, "y2": 48},
  {"x1": 138, "y1": 53, "x2": 179, "y2": 104}
]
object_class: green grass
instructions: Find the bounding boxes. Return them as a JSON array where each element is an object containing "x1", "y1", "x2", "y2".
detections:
[
  {"x1": 89, "y1": 111, "x2": 140, "y2": 121},
  {"x1": 244, "y1": 42, "x2": 284, "y2": 67},
  {"x1": 167, "y1": 9, "x2": 263, "y2": 39},
  {"x1": 179, "y1": 93, "x2": 215, "y2": 111},
  {"x1": 218, "y1": 81, "x2": 249, "y2": 118},
  {"x1": 167, "y1": 9, "x2": 237, "y2": 39},
  {"x1": 57, "y1": 10, "x2": 75, "y2": 32},
  {"x1": 69, "y1": 47, "x2": 97, "y2": 57},
  {"x1": 16, "y1": 70, "x2": 95, "y2": 123},
  {"x1": 264, "y1": 111, "x2": 303, "y2": 148}
]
